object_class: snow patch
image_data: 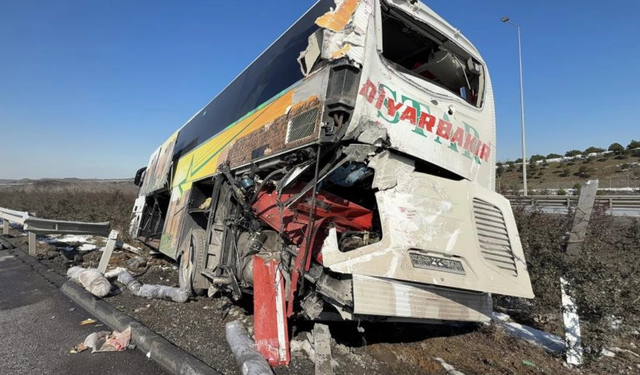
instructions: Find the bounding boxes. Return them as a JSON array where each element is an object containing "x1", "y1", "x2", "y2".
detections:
[
  {"x1": 492, "y1": 312, "x2": 565, "y2": 353},
  {"x1": 78, "y1": 244, "x2": 98, "y2": 251}
]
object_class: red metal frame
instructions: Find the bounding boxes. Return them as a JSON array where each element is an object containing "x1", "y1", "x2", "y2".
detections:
[
  {"x1": 251, "y1": 182, "x2": 373, "y2": 365},
  {"x1": 253, "y1": 256, "x2": 290, "y2": 366}
]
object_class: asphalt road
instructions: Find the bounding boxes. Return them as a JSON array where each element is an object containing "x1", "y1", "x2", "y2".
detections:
[{"x1": 0, "y1": 249, "x2": 168, "y2": 375}]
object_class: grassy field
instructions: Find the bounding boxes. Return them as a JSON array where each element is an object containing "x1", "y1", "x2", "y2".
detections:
[{"x1": 498, "y1": 152, "x2": 640, "y2": 193}]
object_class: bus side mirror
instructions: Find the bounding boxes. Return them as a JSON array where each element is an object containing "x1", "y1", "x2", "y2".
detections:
[{"x1": 134, "y1": 167, "x2": 147, "y2": 187}]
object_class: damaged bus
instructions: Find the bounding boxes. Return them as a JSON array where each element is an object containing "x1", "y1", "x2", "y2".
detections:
[{"x1": 130, "y1": 0, "x2": 534, "y2": 366}]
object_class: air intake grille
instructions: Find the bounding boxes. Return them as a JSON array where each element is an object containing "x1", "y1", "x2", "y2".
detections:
[
  {"x1": 473, "y1": 198, "x2": 517, "y2": 276},
  {"x1": 286, "y1": 108, "x2": 319, "y2": 143}
]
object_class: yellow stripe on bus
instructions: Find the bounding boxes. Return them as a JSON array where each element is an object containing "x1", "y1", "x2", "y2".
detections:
[{"x1": 172, "y1": 90, "x2": 294, "y2": 194}]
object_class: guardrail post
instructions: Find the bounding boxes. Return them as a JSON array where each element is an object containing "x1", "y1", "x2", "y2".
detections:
[
  {"x1": 2, "y1": 219, "x2": 8, "y2": 235},
  {"x1": 98, "y1": 230, "x2": 119, "y2": 274},
  {"x1": 566, "y1": 180, "x2": 599, "y2": 256},
  {"x1": 28, "y1": 232, "x2": 37, "y2": 256}
]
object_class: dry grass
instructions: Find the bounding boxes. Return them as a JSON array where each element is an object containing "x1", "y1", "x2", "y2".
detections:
[
  {"x1": 0, "y1": 181, "x2": 138, "y2": 240},
  {"x1": 498, "y1": 208, "x2": 640, "y2": 363},
  {"x1": 497, "y1": 153, "x2": 640, "y2": 192}
]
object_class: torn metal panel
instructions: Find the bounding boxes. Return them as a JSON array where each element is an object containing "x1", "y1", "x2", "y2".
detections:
[
  {"x1": 129, "y1": 195, "x2": 146, "y2": 238},
  {"x1": 349, "y1": 121, "x2": 388, "y2": 145},
  {"x1": 316, "y1": 273, "x2": 353, "y2": 306},
  {"x1": 298, "y1": 0, "x2": 374, "y2": 75},
  {"x1": 315, "y1": 0, "x2": 360, "y2": 32},
  {"x1": 367, "y1": 150, "x2": 414, "y2": 190},
  {"x1": 322, "y1": 167, "x2": 534, "y2": 299},
  {"x1": 140, "y1": 132, "x2": 178, "y2": 196}
]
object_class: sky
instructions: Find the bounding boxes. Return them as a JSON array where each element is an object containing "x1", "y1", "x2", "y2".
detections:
[{"x1": 0, "y1": 0, "x2": 638, "y2": 179}]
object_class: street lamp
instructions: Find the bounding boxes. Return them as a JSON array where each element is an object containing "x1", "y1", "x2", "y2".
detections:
[{"x1": 501, "y1": 16, "x2": 528, "y2": 196}]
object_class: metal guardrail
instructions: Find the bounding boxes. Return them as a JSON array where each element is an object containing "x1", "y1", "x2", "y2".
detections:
[
  {"x1": 507, "y1": 195, "x2": 640, "y2": 208},
  {"x1": 507, "y1": 195, "x2": 640, "y2": 217},
  {"x1": 0, "y1": 207, "x2": 110, "y2": 236},
  {"x1": 0, "y1": 206, "x2": 111, "y2": 256},
  {"x1": 24, "y1": 217, "x2": 110, "y2": 236},
  {"x1": 0, "y1": 207, "x2": 29, "y2": 225}
]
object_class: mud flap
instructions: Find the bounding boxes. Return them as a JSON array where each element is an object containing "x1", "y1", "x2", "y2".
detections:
[{"x1": 253, "y1": 256, "x2": 290, "y2": 366}]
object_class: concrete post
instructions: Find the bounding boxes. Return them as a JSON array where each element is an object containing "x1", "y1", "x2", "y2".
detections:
[
  {"x1": 98, "y1": 230, "x2": 119, "y2": 274},
  {"x1": 561, "y1": 277, "x2": 583, "y2": 366},
  {"x1": 28, "y1": 232, "x2": 37, "y2": 256},
  {"x1": 566, "y1": 180, "x2": 599, "y2": 255},
  {"x1": 2, "y1": 219, "x2": 9, "y2": 235},
  {"x1": 314, "y1": 323, "x2": 334, "y2": 375}
]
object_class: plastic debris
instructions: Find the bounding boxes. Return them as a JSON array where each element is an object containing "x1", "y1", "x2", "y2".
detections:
[
  {"x1": 67, "y1": 267, "x2": 111, "y2": 298},
  {"x1": 120, "y1": 243, "x2": 142, "y2": 255},
  {"x1": 74, "y1": 327, "x2": 132, "y2": 353},
  {"x1": 104, "y1": 267, "x2": 127, "y2": 279},
  {"x1": 80, "y1": 318, "x2": 97, "y2": 326},
  {"x1": 522, "y1": 360, "x2": 537, "y2": 368},
  {"x1": 116, "y1": 270, "x2": 189, "y2": 303},
  {"x1": 134, "y1": 304, "x2": 151, "y2": 313},
  {"x1": 226, "y1": 320, "x2": 274, "y2": 375},
  {"x1": 127, "y1": 256, "x2": 147, "y2": 269},
  {"x1": 435, "y1": 357, "x2": 465, "y2": 375}
]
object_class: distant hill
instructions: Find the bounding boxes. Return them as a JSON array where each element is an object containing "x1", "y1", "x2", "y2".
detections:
[{"x1": 497, "y1": 148, "x2": 640, "y2": 192}]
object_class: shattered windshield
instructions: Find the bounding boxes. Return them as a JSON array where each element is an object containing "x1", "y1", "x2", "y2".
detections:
[{"x1": 380, "y1": 2, "x2": 485, "y2": 108}]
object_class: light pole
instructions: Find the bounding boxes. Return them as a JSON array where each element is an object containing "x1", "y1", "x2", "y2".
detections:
[{"x1": 501, "y1": 16, "x2": 528, "y2": 196}]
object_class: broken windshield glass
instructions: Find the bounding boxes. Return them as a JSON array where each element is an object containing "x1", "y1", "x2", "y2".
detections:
[{"x1": 380, "y1": 2, "x2": 484, "y2": 107}]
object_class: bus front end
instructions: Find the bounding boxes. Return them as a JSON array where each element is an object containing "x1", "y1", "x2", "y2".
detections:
[{"x1": 312, "y1": 0, "x2": 534, "y2": 323}]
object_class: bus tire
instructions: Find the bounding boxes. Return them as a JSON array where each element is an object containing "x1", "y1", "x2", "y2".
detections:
[{"x1": 178, "y1": 228, "x2": 207, "y2": 296}]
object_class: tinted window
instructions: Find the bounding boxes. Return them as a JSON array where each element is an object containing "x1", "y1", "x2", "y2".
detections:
[{"x1": 174, "y1": 0, "x2": 333, "y2": 157}]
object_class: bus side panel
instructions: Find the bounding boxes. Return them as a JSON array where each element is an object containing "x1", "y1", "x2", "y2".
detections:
[{"x1": 158, "y1": 71, "x2": 330, "y2": 258}]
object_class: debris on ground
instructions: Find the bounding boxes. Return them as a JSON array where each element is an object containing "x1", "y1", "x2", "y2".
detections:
[
  {"x1": 73, "y1": 326, "x2": 132, "y2": 354},
  {"x1": 491, "y1": 312, "x2": 565, "y2": 353},
  {"x1": 0, "y1": 254, "x2": 15, "y2": 262},
  {"x1": 0, "y1": 236, "x2": 14, "y2": 250},
  {"x1": 134, "y1": 304, "x2": 152, "y2": 313},
  {"x1": 435, "y1": 357, "x2": 465, "y2": 375},
  {"x1": 290, "y1": 335, "x2": 317, "y2": 363},
  {"x1": 104, "y1": 267, "x2": 127, "y2": 279},
  {"x1": 80, "y1": 318, "x2": 97, "y2": 326},
  {"x1": 116, "y1": 269, "x2": 189, "y2": 303},
  {"x1": 127, "y1": 256, "x2": 147, "y2": 269},
  {"x1": 225, "y1": 320, "x2": 274, "y2": 375},
  {"x1": 67, "y1": 266, "x2": 111, "y2": 298},
  {"x1": 119, "y1": 242, "x2": 142, "y2": 255}
]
